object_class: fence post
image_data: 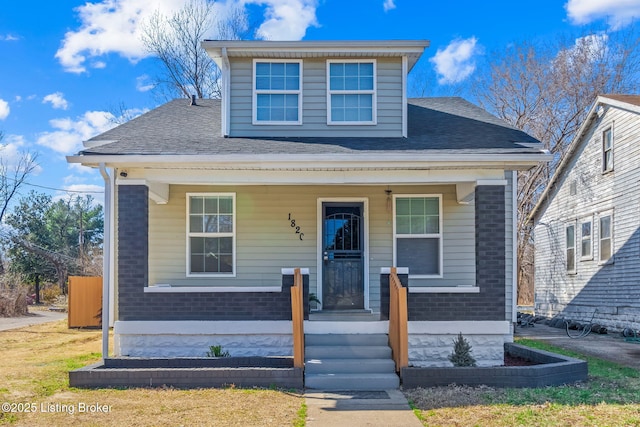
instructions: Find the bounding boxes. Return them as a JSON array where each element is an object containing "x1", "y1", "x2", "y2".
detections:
[{"x1": 291, "y1": 268, "x2": 305, "y2": 368}]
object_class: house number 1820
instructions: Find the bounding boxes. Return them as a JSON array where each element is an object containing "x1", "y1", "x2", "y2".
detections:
[{"x1": 288, "y1": 213, "x2": 304, "y2": 240}]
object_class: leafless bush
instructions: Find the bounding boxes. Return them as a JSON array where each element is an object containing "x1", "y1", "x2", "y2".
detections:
[{"x1": 0, "y1": 287, "x2": 28, "y2": 317}]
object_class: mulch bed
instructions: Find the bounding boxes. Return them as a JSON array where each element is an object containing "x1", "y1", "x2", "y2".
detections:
[{"x1": 504, "y1": 353, "x2": 540, "y2": 366}]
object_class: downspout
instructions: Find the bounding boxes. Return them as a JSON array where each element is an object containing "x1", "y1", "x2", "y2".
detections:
[
  {"x1": 512, "y1": 171, "x2": 518, "y2": 326},
  {"x1": 221, "y1": 47, "x2": 231, "y2": 137},
  {"x1": 99, "y1": 163, "x2": 111, "y2": 360}
]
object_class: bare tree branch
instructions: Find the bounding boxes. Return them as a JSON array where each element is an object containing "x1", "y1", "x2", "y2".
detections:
[{"x1": 140, "y1": 0, "x2": 251, "y2": 100}]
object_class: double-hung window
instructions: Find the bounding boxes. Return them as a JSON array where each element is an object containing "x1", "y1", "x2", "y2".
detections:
[
  {"x1": 187, "y1": 193, "x2": 235, "y2": 276},
  {"x1": 580, "y1": 218, "x2": 592, "y2": 260},
  {"x1": 393, "y1": 195, "x2": 442, "y2": 277},
  {"x1": 602, "y1": 127, "x2": 613, "y2": 172},
  {"x1": 253, "y1": 60, "x2": 302, "y2": 124},
  {"x1": 327, "y1": 60, "x2": 376, "y2": 124},
  {"x1": 599, "y1": 214, "x2": 613, "y2": 263},
  {"x1": 566, "y1": 223, "x2": 576, "y2": 274}
]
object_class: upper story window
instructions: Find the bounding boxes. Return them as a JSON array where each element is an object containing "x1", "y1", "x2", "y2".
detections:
[
  {"x1": 602, "y1": 127, "x2": 613, "y2": 172},
  {"x1": 393, "y1": 195, "x2": 443, "y2": 278},
  {"x1": 187, "y1": 193, "x2": 236, "y2": 276},
  {"x1": 327, "y1": 60, "x2": 376, "y2": 125},
  {"x1": 253, "y1": 60, "x2": 302, "y2": 125}
]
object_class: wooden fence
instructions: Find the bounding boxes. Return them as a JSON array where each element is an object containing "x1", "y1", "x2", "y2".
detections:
[
  {"x1": 388, "y1": 267, "x2": 408, "y2": 372},
  {"x1": 290, "y1": 268, "x2": 305, "y2": 368},
  {"x1": 68, "y1": 276, "x2": 102, "y2": 328}
]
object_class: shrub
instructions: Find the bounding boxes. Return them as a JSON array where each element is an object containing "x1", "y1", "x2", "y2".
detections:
[
  {"x1": 448, "y1": 332, "x2": 477, "y2": 367},
  {"x1": 0, "y1": 287, "x2": 28, "y2": 317},
  {"x1": 206, "y1": 345, "x2": 230, "y2": 357},
  {"x1": 40, "y1": 285, "x2": 62, "y2": 304}
]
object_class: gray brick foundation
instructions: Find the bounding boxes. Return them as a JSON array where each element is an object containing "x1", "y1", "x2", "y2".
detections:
[
  {"x1": 401, "y1": 343, "x2": 587, "y2": 388},
  {"x1": 407, "y1": 185, "x2": 506, "y2": 321}
]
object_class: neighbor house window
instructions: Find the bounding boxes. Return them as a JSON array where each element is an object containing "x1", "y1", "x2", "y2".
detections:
[
  {"x1": 393, "y1": 195, "x2": 442, "y2": 277},
  {"x1": 580, "y1": 218, "x2": 592, "y2": 260},
  {"x1": 327, "y1": 60, "x2": 376, "y2": 124},
  {"x1": 599, "y1": 214, "x2": 613, "y2": 263},
  {"x1": 566, "y1": 223, "x2": 576, "y2": 274},
  {"x1": 187, "y1": 193, "x2": 235, "y2": 276},
  {"x1": 602, "y1": 127, "x2": 613, "y2": 172},
  {"x1": 253, "y1": 60, "x2": 302, "y2": 124}
]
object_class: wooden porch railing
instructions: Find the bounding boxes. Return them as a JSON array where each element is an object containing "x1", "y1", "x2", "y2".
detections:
[
  {"x1": 388, "y1": 267, "x2": 408, "y2": 372},
  {"x1": 291, "y1": 268, "x2": 305, "y2": 368}
]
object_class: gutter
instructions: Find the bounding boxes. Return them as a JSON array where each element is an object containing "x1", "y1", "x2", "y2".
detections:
[{"x1": 99, "y1": 163, "x2": 111, "y2": 361}]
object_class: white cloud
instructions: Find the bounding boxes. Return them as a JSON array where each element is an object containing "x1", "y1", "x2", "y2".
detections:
[
  {"x1": 56, "y1": 184, "x2": 105, "y2": 206},
  {"x1": 136, "y1": 74, "x2": 155, "y2": 92},
  {"x1": 1, "y1": 34, "x2": 20, "y2": 41},
  {"x1": 36, "y1": 111, "x2": 117, "y2": 154},
  {"x1": 43, "y1": 92, "x2": 70, "y2": 110},
  {"x1": 0, "y1": 134, "x2": 42, "y2": 174},
  {"x1": 247, "y1": 0, "x2": 319, "y2": 40},
  {"x1": 430, "y1": 37, "x2": 481, "y2": 85},
  {"x1": 55, "y1": 0, "x2": 188, "y2": 73},
  {"x1": 566, "y1": 0, "x2": 640, "y2": 29},
  {"x1": 0, "y1": 99, "x2": 9, "y2": 120},
  {"x1": 383, "y1": 0, "x2": 396, "y2": 12},
  {"x1": 554, "y1": 33, "x2": 609, "y2": 69}
]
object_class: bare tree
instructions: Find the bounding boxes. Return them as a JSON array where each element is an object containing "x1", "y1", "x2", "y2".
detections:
[
  {"x1": 473, "y1": 28, "x2": 640, "y2": 304},
  {"x1": 140, "y1": 0, "x2": 251, "y2": 100},
  {"x1": 0, "y1": 136, "x2": 39, "y2": 275}
]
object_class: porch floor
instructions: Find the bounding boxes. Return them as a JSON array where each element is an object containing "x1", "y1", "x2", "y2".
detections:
[{"x1": 309, "y1": 310, "x2": 380, "y2": 322}]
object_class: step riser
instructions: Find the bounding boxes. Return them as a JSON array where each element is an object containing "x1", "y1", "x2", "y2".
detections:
[
  {"x1": 305, "y1": 375, "x2": 400, "y2": 391},
  {"x1": 305, "y1": 359, "x2": 395, "y2": 374},
  {"x1": 306, "y1": 346, "x2": 391, "y2": 359},
  {"x1": 305, "y1": 334, "x2": 388, "y2": 346}
]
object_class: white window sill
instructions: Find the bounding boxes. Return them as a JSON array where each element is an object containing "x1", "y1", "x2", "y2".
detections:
[
  {"x1": 408, "y1": 286, "x2": 479, "y2": 294},
  {"x1": 144, "y1": 285, "x2": 282, "y2": 293}
]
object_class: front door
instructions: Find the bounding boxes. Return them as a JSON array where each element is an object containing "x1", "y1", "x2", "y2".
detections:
[{"x1": 322, "y1": 203, "x2": 364, "y2": 310}]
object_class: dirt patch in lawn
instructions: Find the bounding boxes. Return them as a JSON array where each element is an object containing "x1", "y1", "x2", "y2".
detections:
[{"x1": 0, "y1": 320, "x2": 303, "y2": 426}]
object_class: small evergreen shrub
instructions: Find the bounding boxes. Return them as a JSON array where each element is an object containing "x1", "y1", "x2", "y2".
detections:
[
  {"x1": 448, "y1": 332, "x2": 477, "y2": 367},
  {"x1": 206, "y1": 345, "x2": 230, "y2": 358}
]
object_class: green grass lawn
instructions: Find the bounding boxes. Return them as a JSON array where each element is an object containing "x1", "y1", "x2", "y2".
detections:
[{"x1": 405, "y1": 338, "x2": 640, "y2": 426}]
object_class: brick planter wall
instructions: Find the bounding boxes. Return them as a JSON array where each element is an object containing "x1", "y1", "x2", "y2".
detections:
[{"x1": 401, "y1": 343, "x2": 588, "y2": 388}]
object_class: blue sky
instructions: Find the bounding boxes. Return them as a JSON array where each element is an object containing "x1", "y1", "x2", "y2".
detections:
[{"x1": 0, "y1": 0, "x2": 638, "y2": 206}]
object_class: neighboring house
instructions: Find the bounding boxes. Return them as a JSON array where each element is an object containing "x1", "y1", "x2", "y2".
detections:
[
  {"x1": 531, "y1": 94, "x2": 640, "y2": 332},
  {"x1": 68, "y1": 40, "x2": 548, "y2": 372}
]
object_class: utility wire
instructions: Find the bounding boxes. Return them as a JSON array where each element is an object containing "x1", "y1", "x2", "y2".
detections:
[{"x1": 2, "y1": 176, "x2": 103, "y2": 194}]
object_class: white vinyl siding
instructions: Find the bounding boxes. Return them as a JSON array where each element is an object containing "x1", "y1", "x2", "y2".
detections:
[
  {"x1": 228, "y1": 57, "x2": 402, "y2": 137},
  {"x1": 327, "y1": 60, "x2": 376, "y2": 125},
  {"x1": 186, "y1": 193, "x2": 236, "y2": 277},
  {"x1": 253, "y1": 60, "x2": 302, "y2": 125},
  {"x1": 534, "y1": 102, "x2": 640, "y2": 326},
  {"x1": 393, "y1": 195, "x2": 443, "y2": 278}
]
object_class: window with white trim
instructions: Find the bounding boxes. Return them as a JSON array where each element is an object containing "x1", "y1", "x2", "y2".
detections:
[
  {"x1": 580, "y1": 218, "x2": 592, "y2": 260},
  {"x1": 187, "y1": 193, "x2": 235, "y2": 276},
  {"x1": 327, "y1": 60, "x2": 376, "y2": 124},
  {"x1": 602, "y1": 127, "x2": 613, "y2": 172},
  {"x1": 566, "y1": 223, "x2": 576, "y2": 274},
  {"x1": 599, "y1": 214, "x2": 613, "y2": 263},
  {"x1": 253, "y1": 60, "x2": 302, "y2": 124},
  {"x1": 393, "y1": 195, "x2": 442, "y2": 277}
]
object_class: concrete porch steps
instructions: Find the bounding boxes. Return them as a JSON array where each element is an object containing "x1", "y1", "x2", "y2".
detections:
[{"x1": 305, "y1": 333, "x2": 399, "y2": 390}]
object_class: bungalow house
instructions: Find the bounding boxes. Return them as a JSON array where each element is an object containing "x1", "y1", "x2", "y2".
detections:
[
  {"x1": 68, "y1": 40, "x2": 548, "y2": 389},
  {"x1": 530, "y1": 94, "x2": 640, "y2": 332}
]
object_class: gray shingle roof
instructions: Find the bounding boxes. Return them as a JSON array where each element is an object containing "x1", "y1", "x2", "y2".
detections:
[{"x1": 81, "y1": 97, "x2": 541, "y2": 156}]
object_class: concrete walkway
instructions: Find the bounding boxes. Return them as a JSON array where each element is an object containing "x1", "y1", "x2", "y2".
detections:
[
  {"x1": 0, "y1": 309, "x2": 66, "y2": 332},
  {"x1": 516, "y1": 323, "x2": 640, "y2": 370},
  {"x1": 305, "y1": 389, "x2": 422, "y2": 427}
]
